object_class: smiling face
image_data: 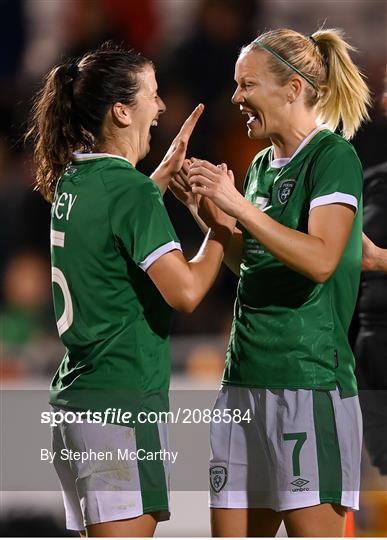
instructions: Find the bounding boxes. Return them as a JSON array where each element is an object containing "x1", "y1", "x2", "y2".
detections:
[
  {"x1": 232, "y1": 50, "x2": 290, "y2": 140},
  {"x1": 130, "y1": 64, "x2": 166, "y2": 161}
]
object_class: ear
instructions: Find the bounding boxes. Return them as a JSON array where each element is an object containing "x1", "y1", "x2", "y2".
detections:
[
  {"x1": 287, "y1": 77, "x2": 303, "y2": 102},
  {"x1": 111, "y1": 102, "x2": 132, "y2": 127}
]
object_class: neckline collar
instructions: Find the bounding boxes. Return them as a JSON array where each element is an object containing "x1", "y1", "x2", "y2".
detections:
[
  {"x1": 270, "y1": 124, "x2": 330, "y2": 169},
  {"x1": 72, "y1": 152, "x2": 132, "y2": 165}
]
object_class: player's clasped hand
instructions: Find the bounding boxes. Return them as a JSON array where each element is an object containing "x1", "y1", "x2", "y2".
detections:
[
  {"x1": 188, "y1": 159, "x2": 245, "y2": 219},
  {"x1": 170, "y1": 159, "x2": 237, "y2": 234},
  {"x1": 169, "y1": 158, "x2": 198, "y2": 211}
]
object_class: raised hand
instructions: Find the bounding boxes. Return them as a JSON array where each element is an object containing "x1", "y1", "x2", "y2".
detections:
[
  {"x1": 151, "y1": 104, "x2": 204, "y2": 193},
  {"x1": 188, "y1": 159, "x2": 243, "y2": 219}
]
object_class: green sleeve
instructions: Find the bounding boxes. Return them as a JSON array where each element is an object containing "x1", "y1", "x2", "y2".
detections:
[
  {"x1": 309, "y1": 141, "x2": 363, "y2": 212},
  {"x1": 243, "y1": 147, "x2": 271, "y2": 195},
  {"x1": 103, "y1": 166, "x2": 181, "y2": 270}
]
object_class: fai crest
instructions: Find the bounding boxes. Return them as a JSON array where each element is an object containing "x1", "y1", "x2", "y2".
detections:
[
  {"x1": 210, "y1": 465, "x2": 228, "y2": 493},
  {"x1": 278, "y1": 179, "x2": 296, "y2": 204}
]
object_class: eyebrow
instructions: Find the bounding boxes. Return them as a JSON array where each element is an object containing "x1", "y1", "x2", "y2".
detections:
[{"x1": 236, "y1": 76, "x2": 257, "y2": 83}]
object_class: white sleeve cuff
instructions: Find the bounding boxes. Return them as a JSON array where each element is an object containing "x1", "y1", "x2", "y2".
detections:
[
  {"x1": 139, "y1": 240, "x2": 182, "y2": 271},
  {"x1": 309, "y1": 192, "x2": 358, "y2": 213}
]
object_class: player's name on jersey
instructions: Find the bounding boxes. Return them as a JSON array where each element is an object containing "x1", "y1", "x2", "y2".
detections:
[
  {"x1": 52, "y1": 191, "x2": 78, "y2": 221},
  {"x1": 41, "y1": 448, "x2": 179, "y2": 464}
]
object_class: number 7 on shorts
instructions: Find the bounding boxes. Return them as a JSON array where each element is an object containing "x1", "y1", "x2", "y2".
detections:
[{"x1": 283, "y1": 432, "x2": 307, "y2": 477}]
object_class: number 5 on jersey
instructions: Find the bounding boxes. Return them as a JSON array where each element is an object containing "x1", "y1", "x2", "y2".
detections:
[{"x1": 51, "y1": 229, "x2": 73, "y2": 336}]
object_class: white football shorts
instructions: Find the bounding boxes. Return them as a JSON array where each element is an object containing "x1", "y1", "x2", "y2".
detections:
[
  {"x1": 209, "y1": 386, "x2": 362, "y2": 512},
  {"x1": 52, "y1": 408, "x2": 170, "y2": 531}
]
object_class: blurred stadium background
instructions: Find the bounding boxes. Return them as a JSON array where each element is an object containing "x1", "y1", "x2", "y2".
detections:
[{"x1": 0, "y1": 0, "x2": 386, "y2": 536}]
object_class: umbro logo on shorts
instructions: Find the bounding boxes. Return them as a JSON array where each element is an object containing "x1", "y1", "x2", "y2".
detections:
[
  {"x1": 290, "y1": 478, "x2": 310, "y2": 492},
  {"x1": 278, "y1": 179, "x2": 296, "y2": 204},
  {"x1": 291, "y1": 478, "x2": 309, "y2": 487},
  {"x1": 210, "y1": 465, "x2": 228, "y2": 493}
]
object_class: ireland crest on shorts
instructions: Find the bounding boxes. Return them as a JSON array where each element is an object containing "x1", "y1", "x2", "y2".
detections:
[
  {"x1": 210, "y1": 465, "x2": 227, "y2": 492},
  {"x1": 278, "y1": 179, "x2": 296, "y2": 204}
]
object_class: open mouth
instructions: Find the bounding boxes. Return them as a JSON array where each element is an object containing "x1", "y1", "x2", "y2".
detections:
[
  {"x1": 148, "y1": 118, "x2": 159, "y2": 140},
  {"x1": 247, "y1": 113, "x2": 260, "y2": 126},
  {"x1": 241, "y1": 108, "x2": 261, "y2": 127}
]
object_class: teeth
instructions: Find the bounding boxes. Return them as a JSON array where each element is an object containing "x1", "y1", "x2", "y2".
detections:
[
  {"x1": 241, "y1": 110, "x2": 257, "y2": 119},
  {"x1": 151, "y1": 120, "x2": 158, "y2": 127}
]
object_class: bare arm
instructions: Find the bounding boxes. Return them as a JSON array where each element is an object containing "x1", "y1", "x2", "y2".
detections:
[
  {"x1": 189, "y1": 160, "x2": 356, "y2": 283},
  {"x1": 223, "y1": 228, "x2": 244, "y2": 276},
  {"x1": 188, "y1": 207, "x2": 243, "y2": 276},
  {"x1": 237, "y1": 200, "x2": 355, "y2": 282},
  {"x1": 362, "y1": 233, "x2": 387, "y2": 272},
  {"x1": 148, "y1": 166, "x2": 237, "y2": 312},
  {"x1": 147, "y1": 227, "x2": 232, "y2": 313},
  {"x1": 169, "y1": 161, "x2": 244, "y2": 276}
]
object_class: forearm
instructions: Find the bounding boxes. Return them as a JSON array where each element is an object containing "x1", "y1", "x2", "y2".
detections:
[
  {"x1": 184, "y1": 228, "x2": 231, "y2": 311},
  {"x1": 237, "y1": 199, "x2": 333, "y2": 283},
  {"x1": 373, "y1": 247, "x2": 387, "y2": 272},
  {"x1": 189, "y1": 206, "x2": 242, "y2": 276},
  {"x1": 223, "y1": 229, "x2": 243, "y2": 276},
  {"x1": 150, "y1": 166, "x2": 169, "y2": 195},
  {"x1": 189, "y1": 205, "x2": 209, "y2": 234}
]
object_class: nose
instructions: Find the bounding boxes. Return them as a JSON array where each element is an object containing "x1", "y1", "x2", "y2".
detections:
[
  {"x1": 158, "y1": 96, "x2": 166, "y2": 114},
  {"x1": 231, "y1": 86, "x2": 243, "y2": 105}
]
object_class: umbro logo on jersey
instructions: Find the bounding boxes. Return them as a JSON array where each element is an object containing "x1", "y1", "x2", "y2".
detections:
[
  {"x1": 210, "y1": 465, "x2": 228, "y2": 493},
  {"x1": 291, "y1": 478, "x2": 309, "y2": 488},
  {"x1": 278, "y1": 179, "x2": 296, "y2": 204}
]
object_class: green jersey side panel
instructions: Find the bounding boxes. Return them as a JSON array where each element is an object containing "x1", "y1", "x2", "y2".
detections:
[
  {"x1": 49, "y1": 156, "x2": 180, "y2": 414},
  {"x1": 224, "y1": 130, "x2": 362, "y2": 394}
]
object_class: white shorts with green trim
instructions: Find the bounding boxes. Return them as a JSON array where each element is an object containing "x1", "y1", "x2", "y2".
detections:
[
  {"x1": 52, "y1": 408, "x2": 170, "y2": 531},
  {"x1": 209, "y1": 386, "x2": 362, "y2": 512}
]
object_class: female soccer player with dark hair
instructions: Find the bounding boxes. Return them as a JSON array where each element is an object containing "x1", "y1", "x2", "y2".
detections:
[
  {"x1": 173, "y1": 28, "x2": 371, "y2": 536},
  {"x1": 27, "y1": 44, "x2": 235, "y2": 537}
]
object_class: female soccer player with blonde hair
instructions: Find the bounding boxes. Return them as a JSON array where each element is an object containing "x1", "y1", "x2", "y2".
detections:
[{"x1": 174, "y1": 27, "x2": 371, "y2": 536}]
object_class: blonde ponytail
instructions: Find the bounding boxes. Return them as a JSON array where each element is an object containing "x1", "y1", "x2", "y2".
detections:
[
  {"x1": 311, "y1": 28, "x2": 371, "y2": 139},
  {"x1": 243, "y1": 28, "x2": 371, "y2": 139}
]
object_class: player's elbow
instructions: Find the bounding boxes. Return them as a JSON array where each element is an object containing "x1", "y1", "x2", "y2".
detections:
[
  {"x1": 309, "y1": 260, "x2": 337, "y2": 283},
  {"x1": 175, "y1": 301, "x2": 196, "y2": 314},
  {"x1": 311, "y1": 271, "x2": 330, "y2": 284},
  {"x1": 164, "y1": 287, "x2": 199, "y2": 313},
  {"x1": 173, "y1": 289, "x2": 199, "y2": 313}
]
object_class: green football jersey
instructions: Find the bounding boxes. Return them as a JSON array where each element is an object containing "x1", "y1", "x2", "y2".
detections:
[
  {"x1": 49, "y1": 153, "x2": 181, "y2": 415},
  {"x1": 224, "y1": 127, "x2": 363, "y2": 396}
]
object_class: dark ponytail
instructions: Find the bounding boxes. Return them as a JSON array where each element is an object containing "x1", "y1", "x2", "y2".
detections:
[{"x1": 26, "y1": 43, "x2": 152, "y2": 202}]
